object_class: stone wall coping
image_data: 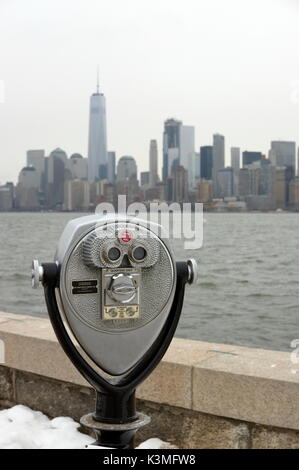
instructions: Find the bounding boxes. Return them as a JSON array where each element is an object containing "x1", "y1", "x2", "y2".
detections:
[{"x1": 0, "y1": 312, "x2": 298, "y2": 431}]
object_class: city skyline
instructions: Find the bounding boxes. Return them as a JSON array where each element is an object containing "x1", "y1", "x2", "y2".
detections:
[
  {"x1": 0, "y1": 0, "x2": 298, "y2": 184},
  {"x1": 2, "y1": 84, "x2": 299, "y2": 184},
  {"x1": 5, "y1": 116, "x2": 299, "y2": 213}
]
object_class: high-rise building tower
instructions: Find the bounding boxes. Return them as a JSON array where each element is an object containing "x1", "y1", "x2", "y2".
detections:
[
  {"x1": 270, "y1": 141, "x2": 296, "y2": 171},
  {"x1": 163, "y1": 119, "x2": 182, "y2": 180},
  {"x1": 200, "y1": 146, "x2": 213, "y2": 179},
  {"x1": 149, "y1": 140, "x2": 158, "y2": 187},
  {"x1": 242, "y1": 151, "x2": 262, "y2": 167},
  {"x1": 179, "y1": 125, "x2": 195, "y2": 170},
  {"x1": 187, "y1": 152, "x2": 198, "y2": 190},
  {"x1": 47, "y1": 148, "x2": 67, "y2": 208},
  {"x1": 231, "y1": 147, "x2": 240, "y2": 172},
  {"x1": 162, "y1": 119, "x2": 195, "y2": 184},
  {"x1": 231, "y1": 147, "x2": 240, "y2": 196},
  {"x1": 88, "y1": 74, "x2": 108, "y2": 182},
  {"x1": 107, "y1": 151, "x2": 116, "y2": 183},
  {"x1": 217, "y1": 167, "x2": 234, "y2": 198},
  {"x1": 66, "y1": 154, "x2": 88, "y2": 180},
  {"x1": 212, "y1": 134, "x2": 225, "y2": 198},
  {"x1": 173, "y1": 166, "x2": 189, "y2": 203},
  {"x1": 26, "y1": 150, "x2": 45, "y2": 190},
  {"x1": 117, "y1": 156, "x2": 137, "y2": 182}
]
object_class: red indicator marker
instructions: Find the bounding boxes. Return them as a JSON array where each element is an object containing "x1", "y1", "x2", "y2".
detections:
[{"x1": 120, "y1": 231, "x2": 133, "y2": 243}]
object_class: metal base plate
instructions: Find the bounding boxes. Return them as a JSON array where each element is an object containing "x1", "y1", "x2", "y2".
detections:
[{"x1": 80, "y1": 412, "x2": 151, "y2": 432}]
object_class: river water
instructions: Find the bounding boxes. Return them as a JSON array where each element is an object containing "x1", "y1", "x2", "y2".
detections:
[{"x1": 0, "y1": 212, "x2": 298, "y2": 352}]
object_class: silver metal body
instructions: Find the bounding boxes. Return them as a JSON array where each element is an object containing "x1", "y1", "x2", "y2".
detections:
[{"x1": 54, "y1": 214, "x2": 177, "y2": 376}]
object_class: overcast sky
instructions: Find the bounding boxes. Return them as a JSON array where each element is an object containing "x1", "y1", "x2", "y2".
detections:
[{"x1": 0, "y1": 0, "x2": 298, "y2": 183}]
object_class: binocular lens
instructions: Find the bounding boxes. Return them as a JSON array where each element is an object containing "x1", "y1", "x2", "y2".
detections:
[
  {"x1": 132, "y1": 246, "x2": 147, "y2": 261},
  {"x1": 108, "y1": 247, "x2": 121, "y2": 261}
]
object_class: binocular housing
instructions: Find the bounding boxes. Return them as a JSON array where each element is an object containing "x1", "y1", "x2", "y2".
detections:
[{"x1": 32, "y1": 214, "x2": 197, "y2": 448}]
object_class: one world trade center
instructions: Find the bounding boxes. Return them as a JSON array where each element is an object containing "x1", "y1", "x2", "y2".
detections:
[{"x1": 88, "y1": 75, "x2": 108, "y2": 182}]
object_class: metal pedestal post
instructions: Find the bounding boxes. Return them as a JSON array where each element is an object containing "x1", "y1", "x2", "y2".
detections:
[{"x1": 81, "y1": 412, "x2": 151, "y2": 449}]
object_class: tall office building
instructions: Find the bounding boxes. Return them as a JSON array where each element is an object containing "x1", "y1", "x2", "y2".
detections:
[
  {"x1": 117, "y1": 156, "x2": 137, "y2": 182},
  {"x1": 197, "y1": 179, "x2": 213, "y2": 203},
  {"x1": 26, "y1": 150, "x2": 45, "y2": 190},
  {"x1": 0, "y1": 185, "x2": 13, "y2": 211},
  {"x1": 217, "y1": 168, "x2": 234, "y2": 198},
  {"x1": 289, "y1": 177, "x2": 299, "y2": 209},
  {"x1": 195, "y1": 152, "x2": 201, "y2": 179},
  {"x1": 231, "y1": 147, "x2": 240, "y2": 172},
  {"x1": 231, "y1": 147, "x2": 240, "y2": 195},
  {"x1": 243, "y1": 160, "x2": 276, "y2": 211},
  {"x1": 47, "y1": 148, "x2": 67, "y2": 208},
  {"x1": 149, "y1": 140, "x2": 158, "y2": 187},
  {"x1": 140, "y1": 171, "x2": 150, "y2": 187},
  {"x1": 270, "y1": 145, "x2": 296, "y2": 205},
  {"x1": 173, "y1": 166, "x2": 189, "y2": 203},
  {"x1": 242, "y1": 151, "x2": 262, "y2": 167},
  {"x1": 162, "y1": 119, "x2": 194, "y2": 185},
  {"x1": 255, "y1": 159, "x2": 275, "y2": 197},
  {"x1": 88, "y1": 76, "x2": 108, "y2": 182},
  {"x1": 162, "y1": 119, "x2": 182, "y2": 180},
  {"x1": 107, "y1": 151, "x2": 116, "y2": 183},
  {"x1": 187, "y1": 152, "x2": 198, "y2": 190},
  {"x1": 275, "y1": 167, "x2": 288, "y2": 209},
  {"x1": 212, "y1": 134, "x2": 225, "y2": 198},
  {"x1": 66, "y1": 154, "x2": 88, "y2": 180},
  {"x1": 64, "y1": 180, "x2": 90, "y2": 211},
  {"x1": 238, "y1": 168, "x2": 250, "y2": 196},
  {"x1": 200, "y1": 146, "x2": 213, "y2": 180},
  {"x1": 270, "y1": 141, "x2": 296, "y2": 171},
  {"x1": 15, "y1": 166, "x2": 40, "y2": 210},
  {"x1": 179, "y1": 125, "x2": 195, "y2": 170}
]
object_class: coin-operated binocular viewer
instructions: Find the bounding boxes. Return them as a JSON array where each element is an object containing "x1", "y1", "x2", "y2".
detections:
[{"x1": 32, "y1": 215, "x2": 198, "y2": 449}]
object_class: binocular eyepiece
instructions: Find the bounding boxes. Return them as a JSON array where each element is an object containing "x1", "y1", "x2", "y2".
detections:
[{"x1": 32, "y1": 214, "x2": 198, "y2": 448}]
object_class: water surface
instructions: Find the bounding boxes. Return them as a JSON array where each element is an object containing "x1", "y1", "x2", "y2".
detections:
[{"x1": 0, "y1": 212, "x2": 298, "y2": 352}]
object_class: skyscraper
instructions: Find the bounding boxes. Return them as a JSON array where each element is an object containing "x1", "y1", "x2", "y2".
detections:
[
  {"x1": 140, "y1": 171, "x2": 150, "y2": 187},
  {"x1": 162, "y1": 119, "x2": 195, "y2": 186},
  {"x1": 26, "y1": 149, "x2": 45, "y2": 190},
  {"x1": 117, "y1": 156, "x2": 137, "y2": 182},
  {"x1": 212, "y1": 134, "x2": 225, "y2": 198},
  {"x1": 231, "y1": 147, "x2": 240, "y2": 196},
  {"x1": 179, "y1": 125, "x2": 195, "y2": 170},
  {"x1": 289, "y1": 177, "x2": 299, "y2": 209},
  {"x1": 187, "y1": 152, "x2": 198, "y2": 190},
  {"x1": 173, "y1": 166, "x2": 189, "y2": 203},
  {"x1": 274, "y1": 167, "x2": 288, "y2": 209},
  {"x1": 217, "y1": 168, "x2": 234, "y2": 198},
  {"x1": 66, "y1": 154, "x2": 88, "y2": 180},
  {"x1": 107, "y1": 151, "x2": 116, "y2": 183},
  {"x1": 163, "y1": 119, "x2": 182, "y2": 180},
  {"x1": 231, "y1": 147, "x2": 240, "y2": 172},
  {"x1": 200, "y1": 146, "x2": 213, "y2": 180},
  {"x1": 149, "y1": 140, "x2": 158, "y2": 187},
  {"x1": 88, "y1": 76, "x2": 108, "y2": 182},
  {"x1": 242, "y1": 151, "x2": 262, "y2": 167},
  {"x1": 270, "y1": 141, "x2": 296, "y2": 171},
  {"x1": 47, "y1": 148, "x2": 67, "y2": 208}
]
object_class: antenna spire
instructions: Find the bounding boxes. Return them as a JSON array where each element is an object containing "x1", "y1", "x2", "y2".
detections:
[{"x1": 96, "y1": 66, "x2": 99, "y2": 93}]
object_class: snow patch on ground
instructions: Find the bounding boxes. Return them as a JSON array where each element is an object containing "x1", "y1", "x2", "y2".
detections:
[{"x1": 0, "y1": 405, "x2": 169, "y2": 449}]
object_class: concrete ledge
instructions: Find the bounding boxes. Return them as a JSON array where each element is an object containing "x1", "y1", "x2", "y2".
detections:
[{"x1": 0, "y1": 312, "x2": 299, "y2": 443}]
